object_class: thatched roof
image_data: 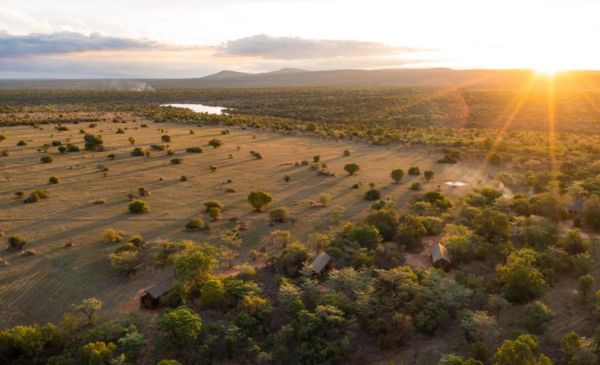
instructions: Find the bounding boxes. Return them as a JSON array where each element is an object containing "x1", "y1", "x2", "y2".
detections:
[
  {"x1": 145, "y1": 279, "x2": 173, "y2": 298},
  {"x1": 431, "y1": 242, "x2": 451, "y2": 264},
  {"x1": 310, "y1": 252, "x2": 332, "y2": 274}
]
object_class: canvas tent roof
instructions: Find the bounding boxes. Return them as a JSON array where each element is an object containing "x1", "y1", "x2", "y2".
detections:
[
  {"x1": 145, "y1": 279, "x2": 173, "y2": 298},
  {"x1": 431, "y1": 242, "x2": 451, "y2": 264},
  {"x1": 310, "y1": 252, "x2": 331, "y2": 274}
]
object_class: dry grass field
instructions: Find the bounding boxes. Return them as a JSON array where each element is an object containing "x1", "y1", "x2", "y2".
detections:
[{"x1": 0, "y1": 117, "x2": 493, "y2": 328}]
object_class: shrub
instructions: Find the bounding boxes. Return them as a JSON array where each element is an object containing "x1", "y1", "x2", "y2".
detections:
[
  {"x1": 180, "y1": 175, "x2": 188, "y2": 181},
  {"x1": 66, "y1": 144, "x2": 80, "y2": 152},
  {"x1": 170, "y1": 158, "x2": 183, "y2": 164},
  {"x1": 523, "y1": 301, "x2": 553, "y2": 333},
  {"x1": 313, "y1": 155, "x2": 321, "y2": 163},
  {"x1": 161, "y1": 135, "x2": 171, "y2": 143},
  {"x1": 103, "y1": 228, "x2": 123, "y2": 243},
  {"x1": 7, "y1": 235, "x2": 27, "y2": 251},
  {"x1": 84, "y1": 134, "x2": 103, "y2": 151},
  {"x1": 364, "y1": 186, "x2": 381, "y2": 201},
  {"x1": 51, "y1": 140, "x2": 61, "y2": 146},
  {"x1": 48, "y1": 176, "x2": 60, "y2": 184},
  {"x1": 250, "y1": 150, "x2": 263, "y2": 159},
  {"x1": 424, "y1": 170, "x2": 434, "y2": 181},
  {"x1": 15, "y1": 191, "x2": 24, "y2": 198},
  {"x1": 107, "y1": 153, "x2": 116, "y2": 159},
  {"x1": 204, "y1": 200, "x2": 223, "y2": 212},
  {"x1": 391, "y1": 169, "x2": 405, "y2": 183},
  {"x1": 319, "y1": 193, "x2": 332, "y2": 206},
  {"x1": 24, "y1": 189, "x2": 49, "y2": 203},
  {"x1": 208, "y1": 207, "x2": 222, "y2": 221},
  {"x1": 186, "y1": 147, "x2": 203, "y2": 153},
  {"x1": 128, "y1": 234, "x2": 145, "y2": 248},
  {"x1": 185, "y1": 218, "x2": 207, "y2": 231},
  {"x1": 270, "y1": 207, "x2": 290, "y2": 223},
  {"x1": 408, "y1": 167, "x2": 420, "y2": 175},
  {"x1": 364, "y1": 209, "x2": 400, "y2": 241},
  {"x1": 131, "y1": 147, "x2": 146, "y2": 156},
  {"x1": 129, "y1": 200, "x2": 149, "y2": 214},
  {"x1": 343, "y1": 150, "x2": 351, "y2": 157},
  {"x1": 116, "y1": 128, "x2": 125, "y2": 134},
  {"x1": 284, "y1": 175, "x2": 291, "y2": 183},
  {"x1": 17, "y1": 140, "x2": 26, "y2": 146},
  {"x1": 109, "y1": 251, "x2": 142, "y2": 276},
  {"x1": 40, "y1": 155, "x2": 52, "y2": 163},
  {"x1": 344, "y1": 163, "x2": 360, "y2": 175},
  {"x1": 208, "y1": 138, "x2": 223, "y2": 148},
  {"x1": 248, "y1": 190, "x2": 272, "y2": 212},
  {"x1": 410, "y1": 182, "x2": 421, "y2": 190}
]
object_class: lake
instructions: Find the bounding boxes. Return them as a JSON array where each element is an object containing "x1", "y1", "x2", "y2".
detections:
[{"x1": 161, "y1": 103, "x2": 226, "y2": 115}]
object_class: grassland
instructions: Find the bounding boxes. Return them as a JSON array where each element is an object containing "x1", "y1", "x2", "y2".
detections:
[{"x1": 0, "y1": 116, "x2": 492, "y2": 328}]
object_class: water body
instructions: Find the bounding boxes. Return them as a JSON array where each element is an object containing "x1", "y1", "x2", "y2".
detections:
[{"x1": 161, "y1": 103, "x2": 226, "y2": 115}]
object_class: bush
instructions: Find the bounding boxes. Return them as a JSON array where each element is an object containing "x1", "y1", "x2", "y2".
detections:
[
  {"x1": 408, "y1": 167, "x2": 420, "y2": 175},
  {"x1": 17, "y1": 140, "x2": 26, "y2": 146},
  {"x1": 107, "y1": 153, "x2": 116, "y2": 159},
  {"x1": 208, "y1": 138, "x2": 223, "y2": 148},
  {"x1": 170, "y1": 158, "x2": 183, "y2": 164},
  {"x1": 103, "y1": 228, "x2": 123, "y2": 243},
  {"x1": 248, "y1": 190, "x2": 272, "y2": 212},
  {"x1": 344, "y1": 163, "x2": 360, "y2": 175},
  {"x1": 138, "y1": 187, "x2": 150, "y2": 197},
  {"x1": 208, "y1": 207, "x2": 222, "y2": 221},
  {"x1": 343, "y1": 150, "x2": 351, "y2": 157},
  {"x1": 424, "y1": 170, "x2": 434, "y2": 181},
  {"x1": 523, "y1": 301, "x2": 553, "y2": 333},
  {"x1": 40, "y1": 155, "x2": 52, "y2": 163},
  {"x1": 364, "y1": 209, "x2": 400, "y2": 241},
  {"x1": 186, "y1": 147, "x2": 203, "y2": 153},
  {"x1": 48, "y1": 176, "x2": 60, "y2": 184},
  {"x1": 204, "y1": 200, "x2": 223, "y2": 212},
  {"x1": 161, "y1": 135, "x2": 171, "y2": 143},
  {"x1": 129, "y1": 200, "x2": 149, "y2": 214},
  {"x1": 131, "y1": 147, "x2": 147, "y2": 156},
  {"x1": 270, "y1": 207, "x2": 290, "y2": 223},
  {"x1": 24, "y1": 189, "x2": 49, "y2": 203},
  {"x1": 84, "y1": 134, "x2": 103, "y2": 151},
  {"x1": 7, "y1": 235, "x2": 27, "y2": 251},
  {"x1": 391, "y1": 169, "x2": 405, "y2": 183},
  {"x1": 250, "y1": 150, "x2": 263, "y2": 159},
  {"x1": 410, "y1": 182, "x2": 421, "y2": 190},
  {"x1": 364, "y1": 187, "x2": 381, "y2": 201},
  {"x1": 185, "y1": 218, "x2": 207, "y2": 231}
]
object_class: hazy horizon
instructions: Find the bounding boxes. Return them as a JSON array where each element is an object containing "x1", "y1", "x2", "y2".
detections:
[{"x1": 2, "y1": 0, "x2": 600, "y2": 79}]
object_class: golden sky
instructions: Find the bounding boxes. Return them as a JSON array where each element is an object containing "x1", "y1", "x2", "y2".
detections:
[{"x1": 1, "y1": 0, "x2": 599, "y2": 78}]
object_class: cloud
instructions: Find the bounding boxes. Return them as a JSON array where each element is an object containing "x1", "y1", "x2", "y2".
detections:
[
  {"x1": 0, "y1": 31, "x2": 158, "y2": 57},
  {"x1": 217, "y1": 34, "x2": 419, "y2": 59}
]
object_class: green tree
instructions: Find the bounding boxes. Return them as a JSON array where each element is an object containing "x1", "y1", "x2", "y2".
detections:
[
  {"x1": 344, "y1": 163, "x2": 360, "y2": 175},
  {"x1": 169, "y1": 244, "x2": 218, "y2": 302},
  {"x1": 200, "y1": 280, "x2": 226, "y2": 309},
  {"x1": 493, "y1": 335, "x2": 552, "y2": 365},
  {"x1": 391, "y1": 169, "x2": 405, "y2": 183},
  {"x1": 84, "y1": 134, "x2": 103, "y2": 151},
  {"x1": 558, "y1": 229, "x2": 589, "y2": 255},
  {"x1": 473, "y1": 209, "x2": 510, "y2": 241},
  {"x1": 496, "y1": 249, "x2": 547, "y2": 303},
  {"x1": 582, "y1": 195, "x2": 600, "y2": 231},
  {"x1": 522, "y1": 301, "x2": 553, "y2": 333},
  {"x1": 577, "y1": 274, "x2": 595, "y2": 301},
  {"x1": 81, "y1": 341, "x2": 116, "y2": 365},
  {"x1": 158, "y1": 307, "x2": 202, "y2": 349},
  {"x1": 364, "y1": 209, "x2": 400, "y2": 241},
  {"x1": 424, "y1": 170, "x2": 434, "y2": 182},
  {"x1": 74, "y1": 298, "x2": 103, "y2": 325},
  {"x1": 248, "y1": 190, "x2": 273, "y2": 212}
]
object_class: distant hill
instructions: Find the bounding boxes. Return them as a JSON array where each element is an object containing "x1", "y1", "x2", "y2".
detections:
[{"x1": 2, "y1": 68, "x2": 600, "y2": 90}]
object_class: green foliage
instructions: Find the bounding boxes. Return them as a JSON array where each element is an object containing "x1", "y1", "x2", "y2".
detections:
[
  {"x1": 84, "y1": 134, "x2": 103, "y2": 151},
  {"x1": 6, "y1": 235, "x2": 27, "y2": 251},
  {"x1": 128, "y1": 199, "x2": 149, "y2": 214},
  {"x1": 343, "y1": 163, "x2": 360, "y2": 175},
  {"x1": 582, "y1": 195, "x2": 600, "y2": 231},
  {"x1": 522, "y1": 301, "x2": 553, "y2": 333},
  {"x1": 247, "y1": 190, "x2": 272, "y2": 212},
  {"x1": 408, "y1": 166, "x2": 420, "y2": 175},
  {"x1": 364, "y1": 209, "x2": 399, "y2": 241},
  {"x1": 40, "y1": 155, "x2": 53, "y2": 163},
  {"x1": 169, "y1": 244, "x2": 218, "y2": 301},
  {"x1": 185, "y1": 218, "x2": 207, "y2": 231},
  {"x1": 275, "y1": 243, "x2": 309, "y2": 277},
  {"x1": 200, "y1": 280, "x2": 227, "y2": 309},
  {"x1": 159, "y1": 307, "x2": 202, "y2": 349},
  {"x1": 558, "y1": 229, "x2": 589, "y2": 255},
  {"x1": 81, "y1": 341, "x2": 117, "y2": 365},
  {"x1": 493, "y1": 335, "x2": 551, "y2": 365},
  {"x1": 269, "y1": 207, "x2": 289, "y2": 223},
  {"x1": 391, "y1": 169, "x2": 405, "y2": 183},
  {"x1": 496, "y1": 249, "x2": 547, "y2": 303},
  {"x1": 48, "y1": 176, "x2": 60, "y2": 184},
  {"x1": 208, "y1": 138, "x2": 223, "y2": 148}
]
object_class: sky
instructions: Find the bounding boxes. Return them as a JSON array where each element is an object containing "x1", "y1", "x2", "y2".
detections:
[{"x1": 1, "y1": 0, "x2": 599, "y2": 78}]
